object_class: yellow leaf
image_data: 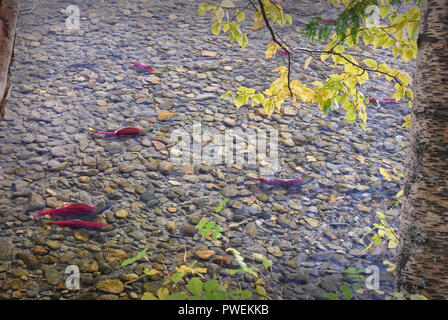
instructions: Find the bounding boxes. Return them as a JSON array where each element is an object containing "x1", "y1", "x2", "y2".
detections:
[
  {"x1": 272, "y1": 65, "x2": 288, "y2": 74},
  {"x1": 252, "y1": 11, "x2": 263, "y2": 30},
  {"x1": 379, "y1": 168, "x2": 391, "y2": 181},
  {"x1": 333, "y1": 44, "x2": 344, "y2": 53},
  {"x1": 157, "y1": 288, "x2": 169, "y2": 300},
  {"x1": 363, "y1": 58, "x2": 377, "y2": 69},
  {"x1": 382, "y1": 37, "x2": 395, "y2": 49},
  {"x1": 402, "y1": 48, "x2": 415, "y2": 62},
  {"x1": 321, "y1": 53, "x2": 330, "y2": 62},
  {"x1": 142, "y1": 292, "x2": 158, "y2": 300},
  {"x1": 234, "y1": 95, "x2": 248, "y2": 108},
  {"x1": 379, "y1": 6, "x2": 390, "y2": 19},
  {"x1": 263, "y1": 98, "x2": 275, "y2": 115},
  {"x1": 275, "y1": 98, "x2": 285, "y2": 110},
  {"x1": 405, "y1": 88, "x2": 413, "y2": 99},
  {"x1": 397, "y1": 72, "x2": 411, "y2": 86},
  {"x1": 393, "y1": 83, "x2": 405, "y2": 101},
  {"x1": 388, "y1": 240, "x2": 398, "y2": 249},
  {"x1": 265, "y1": 42, "x2": 280, "y2": 60},
  {"x1": 251, "y1": 93, "x2": 264, "y2": 105},
  {"x1": 176, "y1": 265, "x2": 207, "y2": 275},
  {"x1": 362, "y1": 30, "x2": 373, "y2": 46},
  {"x1": 236, "y1": 10, "x2": 245, "y2": 23},
  {"x1": 407, "y1": 21, "x2": 419, "y2": 39},
  {"x1": 383, "y1": 260, "x2": 396, "y2": 272},
  {"x1": 405, "y1": 6, "x2": 420, "y2": 20},
  {"x1": 402, "y1": 114, "x2": 411, "y2": 128},
  {"x1": 304, "y1": 56, "x2": 313, "y2": 70}
]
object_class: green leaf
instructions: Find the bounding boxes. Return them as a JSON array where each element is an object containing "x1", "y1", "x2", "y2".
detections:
[
  {"x1": 323, "y1": 292, "x2": 340, "y2": 300},
  {"x1": 240, "y1": 33, "x2": 248, "y2": 49},
  {"x1": 241, "y1": 289, "x2": 252, "y2": 299},
  {"x1": 198, "y1": 3, "x2": 215, "y2": 16},
  {"x1": 352, "y1": 284, "x2": 363, "y2": 294},
  {"x1": 200, "y1": 229, "x2": 210, "y2": 238},
  {"x1": 379, "y1": 6, "x2": 390, "y2": 18},
  {"x1": 162, "y1": 279, "x2": 170, "y2": 286},
  {"x1": 187, "y1": 277, "x2": 203, "y2": 295},
  {"x1": 165, "y1": 292, "x2": 189, "y2": 300},
  {"x1": 196, "y1": 218, "x2": 207, "y2": 229},
  {"x1": 226, "y1": 268, "x2": 245, "y2": 275},
  {"x1": 236, "y1": 10, "x2": 245, "y2": 23},
  {"x1": 340, "y1": 285, "x2": 353, "y2": 299},
  {"x1": 206, "y1": 221, "x2": 216, "y2": 229},
  {"x1": 322, "y1": 98, "x2": 332, "y2": 114},
  {"x1": 120, "y1": 247, "x2": 148, "y2": 267},
  {"x1": 141, "y1": 292, "x2": 158, "y2": 300},
  {"x1": 204, "y1": 280, "x2": 219, "y2": 292},
  {"x1": 345, "y1": 108, "x2": 357, "y2": 123},
  {"x1": 256, "y1": 285, "x2": 267, "y2": 297},
  {"x1": 363, "y1": 58, "x2": 377, "y2": 69},
  {"x1": 216, "y1": 198, "x2": 229, "y2": 213},
  {"x1": 211, "y1": 230, "x2": 222, "y2": 240},
  {"x1": 158, "y1": 287, "x2": 170, "y2": 300},
  {"x1": 213, "y1": 289, "x2": 228, "y2": 300},
  {"x1": 211, "y1": 22, "x2": 221, "y2": 36},
  {"x1": 203, "y1": 292, "x2": 217, "y2": 300},
  {"x1": 171, "y1": 272, "x2": 185, "y2": 284},
  {"x1": 143, "y1": 268, "x2": 159, "y2": 276}
]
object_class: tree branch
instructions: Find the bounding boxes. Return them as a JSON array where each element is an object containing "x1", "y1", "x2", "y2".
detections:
[{"x1": 257, "y1": 0, "x2": 293, "y2": 96}]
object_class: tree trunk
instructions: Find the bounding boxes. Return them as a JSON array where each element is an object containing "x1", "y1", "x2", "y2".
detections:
[
  {"x1": 0, "y1": 0, "x2": 19, "y2": 118},
  {"x1": 396, "y1": 0, "x2": 448, "y2": 299}
]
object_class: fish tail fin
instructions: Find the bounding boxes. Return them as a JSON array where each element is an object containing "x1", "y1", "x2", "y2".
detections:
[
  {"x1": 100, "y1": 202, "x2": 111, "y2": 215},
  {"x1": 301, "y1": 177, "x2": 314, "y2": 185},
  {"x1": 29, "y1": 211, "x2": 41, "y2": 218}
]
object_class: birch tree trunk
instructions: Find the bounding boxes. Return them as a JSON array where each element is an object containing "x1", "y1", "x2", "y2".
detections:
[
  {"x1": 0, "y1": 0, "x2": 19, "y2": 118},
  {"x1": 396, "y1": 0, "x2": 448, "y2": 299}
]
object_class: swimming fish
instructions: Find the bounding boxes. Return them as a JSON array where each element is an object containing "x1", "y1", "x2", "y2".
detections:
[
  {"x1": 369, "y1": 98, "x2": 397, "y2": 106},
  {"x1": 31, "y1": 202, "x2": 97, "y2": 218},
  {"x1": 251, "y1": 177, "x2": 313, "y2": 187},
  {"x1": 130, "y1": 61, "x2": 157, "y2": 72},
  {"x1": 89, "y1": 127, "x2": 150, "y2": 137}
]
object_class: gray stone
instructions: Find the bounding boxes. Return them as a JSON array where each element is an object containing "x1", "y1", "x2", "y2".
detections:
[
  {"x1": 24, "y1": 192, "x2": 45, "y2": 213},
  {"x1": 0, "y1": 239, "x2": 13, "y2": 260},
  {"x1": 43, "y1": 266, "x2": 62, "y2": 285}
]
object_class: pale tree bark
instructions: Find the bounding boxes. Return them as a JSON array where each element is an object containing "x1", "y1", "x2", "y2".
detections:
[
  {"x1": 0, "y1": 0, "x2": 19, "y2": 118},
  {"x1": 396, "y1": 0, "x2": 448, "y2": 299}
]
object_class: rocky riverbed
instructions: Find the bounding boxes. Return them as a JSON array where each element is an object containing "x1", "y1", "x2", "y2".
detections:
[{"x1": 0, "y1": 0, "x2": 414, "y2": 299}]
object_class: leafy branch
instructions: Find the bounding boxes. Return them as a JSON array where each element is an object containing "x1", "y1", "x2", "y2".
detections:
[{"x1": 256, "y1": 0, "x2": 293, "y2": 96}]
